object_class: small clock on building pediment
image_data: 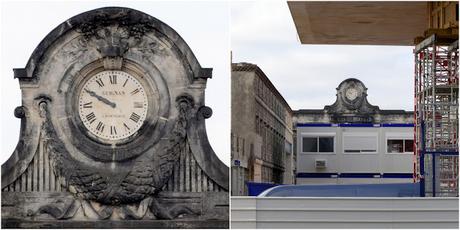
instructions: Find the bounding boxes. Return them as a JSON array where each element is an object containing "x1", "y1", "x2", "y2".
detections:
[
  {"x1": 338, "y1": 78, "x2": 366, "y2": 109},
  {"x1": 325, "y1": 78, "x2": 380, "y2": 123},
  {"x1": 345, "y1": 87, "x2": 359, "y2": 101}
]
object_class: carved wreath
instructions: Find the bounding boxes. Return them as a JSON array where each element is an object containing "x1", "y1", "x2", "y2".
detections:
[{"x1": 35, "y1": 95, "x2": 197, "y2": 220}]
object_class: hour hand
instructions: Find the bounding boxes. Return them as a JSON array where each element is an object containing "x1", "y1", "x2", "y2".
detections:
[{"x1": 84, "y1": 89, "x2": 116, "y2": 108}]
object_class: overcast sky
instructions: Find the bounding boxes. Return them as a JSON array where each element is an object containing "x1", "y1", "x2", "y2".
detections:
[
  {"x1": 0, "y1": 0, "x2": 417, "y2": 166},
  {"x1": 231, "y1": 1, "x2": 414, "y2": 111},
  {"x1": 0, "y1": 1, "x2": 230, "y2": 165}
]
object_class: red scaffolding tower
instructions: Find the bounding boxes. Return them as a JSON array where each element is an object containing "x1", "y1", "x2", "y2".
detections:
[{"x1": 414, "y1": 34, "x2": 459, "y2": 197}]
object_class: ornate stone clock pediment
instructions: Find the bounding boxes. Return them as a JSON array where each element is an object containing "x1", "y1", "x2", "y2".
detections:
[
  {"x1": 2, "y1": 7, "x2": 228, "y2": 228},
  {"x1": 325, "y1": 78, "x2": 379, "y2": 123}
]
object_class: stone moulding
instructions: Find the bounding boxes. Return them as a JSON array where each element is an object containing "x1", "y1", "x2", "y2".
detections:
[
  {"x1": 294, "y1": 78, "x2": 413, "y2": 124},
  {"x1": 2, "y1": 6, "x2": 228, "y2": 229},
  {"x1": 12, "y1": 7, "x2": 210, "y2": 81}
]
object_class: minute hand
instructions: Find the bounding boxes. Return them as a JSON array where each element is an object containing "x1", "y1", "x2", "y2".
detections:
[{"x1": 84, "y1": 89, "x2": 116, "y2": 108}]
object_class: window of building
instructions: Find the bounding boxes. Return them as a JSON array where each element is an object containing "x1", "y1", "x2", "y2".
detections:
[
  {"x1": 285, "y1": 141, "x2": 292, "y2": 154},
  {"x1": 231, "y1": 133, "x2": 234, "y2": 152},
  {"x1": 242, "y1": 138, "x2": 245, "y2": 156},
  {"x1": 387, "y1": 139, "x2": 414, "y2": 153},
  {"x1": 343, "y1": 134, "x2": 377, "y2": 153},
  {"x1": 236, "y1": 137, "x2": 239, "y2": 153},
  {"x1": 302, "y1": 136, "x2": 334, "y2": 153}
]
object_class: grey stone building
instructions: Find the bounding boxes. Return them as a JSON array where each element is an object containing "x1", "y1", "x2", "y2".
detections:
[
  {"x1": 231, "y1": 62, "x2": 294, "y2": 196},
  {"x1": 294, "y1": 78, "x2": 414, "y2": 185},
  {"x1": 1, "y1": 7, "x2": 228, "y2": 228}
]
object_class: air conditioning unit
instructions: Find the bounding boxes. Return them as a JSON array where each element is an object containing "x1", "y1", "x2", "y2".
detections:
[{"x1": 315, "y1": 159, "x2": 327, "y2": 169}]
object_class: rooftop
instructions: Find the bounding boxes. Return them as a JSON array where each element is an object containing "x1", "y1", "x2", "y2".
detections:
[{"x1": 232, "y1": 62, "x2": 292, "y2": 113}]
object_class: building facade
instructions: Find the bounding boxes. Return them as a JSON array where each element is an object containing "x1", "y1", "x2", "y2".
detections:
[
  {"x1": 288, "y1": 0, "x2": 459, "y2": 197},
  {"x1": 1, "y1": 7, "x2": 229, "y2": 228},
  {"x1": 294, "y1": 79, "x2": 414, "y2": 185},
  {"x1": 231, "y1": 63, "x2": 294, "y2": 196}
]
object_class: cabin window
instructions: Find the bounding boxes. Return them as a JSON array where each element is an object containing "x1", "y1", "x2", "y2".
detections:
[
  {"x1": 302, "y1": 136, "x2": 334, "y2": 153},
  {"x1": 387, "y1": 139, "x2": 414, "y2": 153}
]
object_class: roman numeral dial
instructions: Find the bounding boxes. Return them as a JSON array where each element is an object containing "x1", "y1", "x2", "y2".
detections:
[{"x1": 78, "y1": 70, "x2": 149, "y2": 142}]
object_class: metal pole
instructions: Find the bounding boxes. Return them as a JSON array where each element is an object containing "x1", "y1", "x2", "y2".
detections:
[
  {"x1": 432, "y1": 153, "x2": 436, "y2": 197},
  {"x1": 420, "y1": 121, "x2": 426, "y2": 197}
]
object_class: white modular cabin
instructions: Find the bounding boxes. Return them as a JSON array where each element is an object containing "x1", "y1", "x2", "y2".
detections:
[{"x1": 293, "y1": 79, "x2": 414, "y2": 185}]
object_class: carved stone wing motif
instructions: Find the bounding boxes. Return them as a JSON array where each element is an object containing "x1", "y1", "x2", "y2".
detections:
[
  {"x1": 37, "y1": 96, "x2": 194, "y2": 220},
  {"x1": 119, "y1": 96, "x2": 193, "y2": 199}
]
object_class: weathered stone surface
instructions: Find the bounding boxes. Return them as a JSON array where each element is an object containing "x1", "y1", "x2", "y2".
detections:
[
  {"x1": 230, "y1": 63, "x2": 295, "y2": 196},
  {"x1": 2, "y1": 219, "x2": 229, "y2": 229},
  {"x1": 294, "y1": 78, "x2": 413, "y2": 124},
  {"x1": 2, "y1": 7, "x2": 228, "y2": 228}
]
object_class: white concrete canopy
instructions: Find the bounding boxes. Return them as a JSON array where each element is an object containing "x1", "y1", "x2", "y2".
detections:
[{"x1": 288, "y1": 1, "x2": 427, "y2": 46}]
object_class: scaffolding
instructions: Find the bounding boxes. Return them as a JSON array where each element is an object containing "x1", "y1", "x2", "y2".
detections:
[{"x1": 414, "y1": 34, "x2": 459, "y2": 197}]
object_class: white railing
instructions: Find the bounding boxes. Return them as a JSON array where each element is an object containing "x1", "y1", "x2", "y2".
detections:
[{"x1": 231, "y1": 197, "x2": 459, "y2": 229}]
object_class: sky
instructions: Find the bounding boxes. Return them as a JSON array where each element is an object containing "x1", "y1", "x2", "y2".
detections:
[
  {"x1": 0, "y1": 1, "x2": 230, "y2": 165},
  {"x1": 231, "y1": 1, "x2": 414, "y2": 111},
  {"x1": 0, "y1": 0, "x2": 417, "y2": 167}
]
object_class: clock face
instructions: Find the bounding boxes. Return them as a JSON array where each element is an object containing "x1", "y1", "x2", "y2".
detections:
[
  {"x1": 78, "y1": 70, "x2": 148, "y2": 142},
  {"x1": 345, "y1": 88, "x2": 359, "y2": 101}
]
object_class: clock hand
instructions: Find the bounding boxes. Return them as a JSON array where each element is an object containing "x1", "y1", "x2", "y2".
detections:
[{"x1": 84, "y1": 89, "x2": 116, "y2": 108}]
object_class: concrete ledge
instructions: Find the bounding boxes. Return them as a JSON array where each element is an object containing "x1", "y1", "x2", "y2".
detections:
[{"x1": 2, "y1": 219, "x2": 229, "y2": 229}]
